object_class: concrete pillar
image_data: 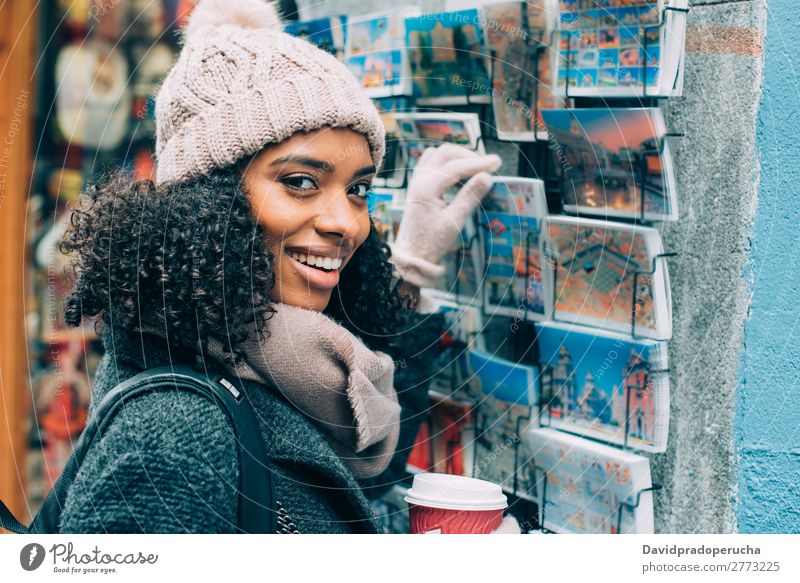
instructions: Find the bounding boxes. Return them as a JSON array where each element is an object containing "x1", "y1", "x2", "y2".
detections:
[{"x1": 658, "y1": 0, "x2": 767, "y2": 534}]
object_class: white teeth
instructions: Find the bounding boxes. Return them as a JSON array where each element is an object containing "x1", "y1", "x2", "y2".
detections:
[{"x1": 287, "y1": 251, "x2": 341, "y2": 270}]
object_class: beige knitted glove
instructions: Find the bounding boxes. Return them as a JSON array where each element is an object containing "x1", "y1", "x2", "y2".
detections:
[{"x1": 389, "y1": 144, "x2": 502, "y2": 288}]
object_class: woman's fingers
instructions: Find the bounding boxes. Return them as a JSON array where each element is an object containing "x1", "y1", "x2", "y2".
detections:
[
  {"x1": 413, "y1": 144, "x2": 438, "y2": 168},
  {"x1": 422, "y1": 142, "x2": 484, "y2": 165},
  {"x1": 416, "y1": 143, "x2": 500, "y2": 174},
  {"x1": 445, "y1": 171, "x2": 495, "y2": 227},
  {"x1": 438, "y1": 153, "x2": 501, "y2": 187},
  {"x1": 415, "y1": 152, "x2": 501, "y2": 197}
]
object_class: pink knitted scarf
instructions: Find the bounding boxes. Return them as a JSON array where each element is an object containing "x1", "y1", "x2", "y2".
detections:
[{"x1": 140, "y1": 303, "x2": 400, "y2": 479}]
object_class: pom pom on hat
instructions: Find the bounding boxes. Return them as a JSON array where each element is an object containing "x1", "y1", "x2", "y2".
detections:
[{"x1": 183, "y1": 0, "x2": 283, "y2": 39}]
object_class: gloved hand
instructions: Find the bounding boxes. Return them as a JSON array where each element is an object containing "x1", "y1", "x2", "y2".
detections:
[
  {"x1": 490, "y1": 515, "x2": 522, "y2": 534},
  {"x1": 389, "y1": 144, "x2": 502, "y2": 288}
]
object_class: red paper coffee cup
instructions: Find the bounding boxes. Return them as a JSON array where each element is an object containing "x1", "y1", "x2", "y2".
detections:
[{"x1": 405, "y1": 473, "x2": 507, "y2": 534}]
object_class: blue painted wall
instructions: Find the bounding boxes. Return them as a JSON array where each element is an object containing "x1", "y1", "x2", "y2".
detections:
[{"x1": 738, "y1": 0, "x2": 800, "y2": 533}]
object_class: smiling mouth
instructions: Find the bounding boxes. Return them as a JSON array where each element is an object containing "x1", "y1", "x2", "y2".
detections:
[{"x1": 286, "y1": 250, "x2": 343, "y2": 272}]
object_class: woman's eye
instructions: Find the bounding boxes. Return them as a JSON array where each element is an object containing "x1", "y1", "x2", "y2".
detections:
[
  {"x1": 281, "y1": 175, "x2": 318, "y2": 191},
  {"x1": 348, "y1": 182, "x2": 372, "y2": 199}
]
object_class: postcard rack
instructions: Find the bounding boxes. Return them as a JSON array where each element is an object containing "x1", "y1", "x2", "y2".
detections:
[
  {"x1": 547, "y1": 248, "x2": 675, "y2": 341},
  {"x1": 445, "y1": 222, "x2": 548, "y2": 358},
  {"x1": 474, "y1": 357, "x2": 670, "y2": 510},
  {"x1": 530, "y1": 43, "x2": 551, "y2": 144},
  {"x1": 548, "y1": 130, "x2": 684, "y2": 224},
  {"x1": 532, "y1": 463, "x2": 662, "y2": 534},
  {"x1": 448, "y1": 225, "x2": 541, "y2": 317},
  {"x1": 386, "y1": 119, "x2": 490, "y2": 192},
  {"x1": 563, "y1": 5, "x2": 691, "y2": 100},
  {"x1": 403, "y1": 43, "x2": 556, "y2": 145},
  {"x1": 538, "y1": 358, "x2": 670, "y2": 452},
  {"x1": 378, "y1": 62, "x2": 493, "y2": 190},
  {"x1": 443, "y1": 224, "x2": 542, "y2": 342},
  {"x1": 486, "y1": 41, "x2": 554, "y2": 144},
  {"x1": 440, "y1": 333, "x2": 667, "y2": 532},
  {"x1": 383, "y1": 4, "x2": 686, "y2": 535},
  {"x1": 449, "y1": 222, "x2": 677, "y2": 341},
  {"x1": 631, "y1": 251, "x2": 676, "y2": 338},
  {"x1": 469, "y1": 396, "x2": 538, "y2": 499},
  {"x1": 381, "y1": 42, "x2": 559, "y2": 189},
  {"x1": 511, "y1": 406, "x2": 536, "y2": 497},
  {"x1": 451, "y1": 230, "x2": 483, "y2": 304}
]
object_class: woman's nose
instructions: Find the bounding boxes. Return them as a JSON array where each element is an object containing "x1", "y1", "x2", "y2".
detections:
[{"x1": 314, "y1": 189, "x2": 364, "y2": 241}]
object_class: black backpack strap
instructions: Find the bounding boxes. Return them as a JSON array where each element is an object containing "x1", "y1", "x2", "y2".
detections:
[{"x1": 12, "y1": 365, "x2": 276, "y2": 534}]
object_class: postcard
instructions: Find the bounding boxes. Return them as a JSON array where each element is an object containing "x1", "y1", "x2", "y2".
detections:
[
  {"x1": 534, "y1": 43, "x2": 563, "y2": 141},
  {"x1": 284, "y1": 15, "x2": 347, "y2": 60},
  {"x1": 485, "y1": 2, "x2": 538, "y2": 141},
  {"x1": 478, "y1": 177, "x2": 551, "y2": 321},
  {"x1": 394, "y1": 113, "x2": 485, "y2": 188},
  {"x1": 427, "y1": 337, "x2": 474, "y2": 398},
  {"x1": 436, "y1": 214, "x2": 484, "y2": 305},
  {"x1": 373, "y1": 97, "x2": 413, "y2": 188},
  {"x1": 443, "y1": 302, "x2": 486, "y2": 351},
  {"x1": 535, "y1": 320, "x2": 669, "y2": 452},
  {"x1": 468, "y1": 349, "x2": 538, "y2": 407},
  {"x1": 466, "y1": 349, "x2": 540, "y2": 501},
  {"x1": 388, "y1": 193, "x2": 406, "y2": 243},
  {"x1": 555, "y1": 0, "x2": 688, "y2": 98},
  {"x1": 548, "y1": 215, "x2": 672, "y2": 340},
  {"x1": 541, "y1": 107, "x2": 677, "y2": 221},
  {"x1": 393, "y1": 111, "x2": 484, "y2": 153},
  {"x1": 477, "y1": 1, "x2": 562, "y2": 141},
  {"x1": 368, "y1": 188, "x2": 398, "y2": 242},
  {"x1": 405, "y1": 9, "x2": 492, "y2": 105},
  {"x1": 345, "y1": 8, "x2": 418, "y2": 97},
  {"x1": 407, "y1": 394, "x2": 476, "y2": 477},
  {"x1": 526, "y1": 427, "x2": 655, "y2": 533}
]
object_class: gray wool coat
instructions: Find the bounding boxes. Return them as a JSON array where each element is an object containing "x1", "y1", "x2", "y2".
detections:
[{"x1": 58, "y1": 315, "x2": 444, "y2": 534}]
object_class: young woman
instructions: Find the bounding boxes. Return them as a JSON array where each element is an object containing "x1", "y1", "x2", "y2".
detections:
[{"x1": 57, "y1": 0, "x2": 517, "y2": 533}]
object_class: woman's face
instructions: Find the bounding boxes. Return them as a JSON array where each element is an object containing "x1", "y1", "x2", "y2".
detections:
[{"x1": 242, "y1": 127, "x2": 375, "y2": 311}]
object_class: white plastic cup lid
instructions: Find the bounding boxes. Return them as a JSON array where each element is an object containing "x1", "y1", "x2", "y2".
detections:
[{"x1": 404, "y1": 473, "x2": 508, "y2": 511}]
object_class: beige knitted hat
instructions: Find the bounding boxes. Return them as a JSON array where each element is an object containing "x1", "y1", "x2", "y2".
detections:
[{"x1": 154, "y1": 0, "x2": 386, "y2": 186}]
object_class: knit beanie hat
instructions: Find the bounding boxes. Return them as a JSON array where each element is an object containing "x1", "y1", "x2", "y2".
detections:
[{"x1": 154, "y1": 0, "x2": 386, "y2": 186}]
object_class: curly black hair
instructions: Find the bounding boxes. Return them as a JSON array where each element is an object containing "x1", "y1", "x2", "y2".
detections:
[{"x1": 60, "y1": 160, "x2": 427, "y2": 368}]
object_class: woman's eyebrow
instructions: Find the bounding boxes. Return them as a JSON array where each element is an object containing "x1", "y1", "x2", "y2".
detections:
[
  {"x1": 269, "y1": 155, "x2": 375, "y2": 179},
  {"x1": 270, "y1": 155, "x2": 329, "y2": 170},
  {"x1": 352, "y1": 165, "x2": 376, "y2": 178}
]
